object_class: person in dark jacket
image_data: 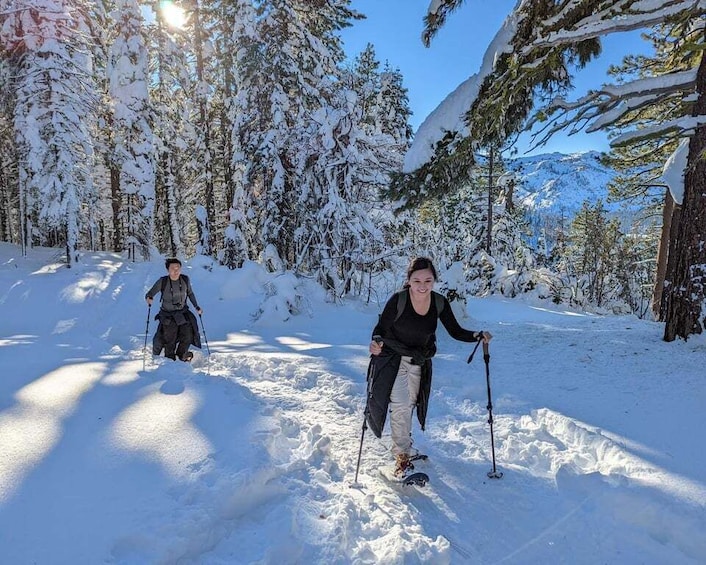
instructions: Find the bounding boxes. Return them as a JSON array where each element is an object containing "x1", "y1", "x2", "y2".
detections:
[
  {"x1": 367, "y1": 257, "x2": 492, "y2": 477},
  {"x1": 145, "y1": 258, "x2": 203, "y2": 362}
]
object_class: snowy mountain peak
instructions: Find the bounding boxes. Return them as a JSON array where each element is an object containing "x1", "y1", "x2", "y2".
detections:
[{"x1": 508, "y1": 150, "x2": 617, "y2": 214}]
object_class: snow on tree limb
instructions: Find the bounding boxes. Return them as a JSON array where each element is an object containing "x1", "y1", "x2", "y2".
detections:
[
  {"x1": 611, "y1": 115, "x2": 706, "y2": 145},
  {"x1": 403, "y1": 5, "x2": 522, "y2": 173},
  {"x1": 661, "y1": 137, "x2": 689, "y2": 204},
  {"x1": 527, "y1": 68, "x2": 699, "y2": 148},
  {"x1": 527, "y1": 0, "x2": 704, "y2": 51},
  {"x1": 600, "y1": 69, "x2": 698, "y2": 98}
]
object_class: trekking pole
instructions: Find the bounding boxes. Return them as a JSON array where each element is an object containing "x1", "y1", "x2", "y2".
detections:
[
  {"x1": 351, "y1": 416, "x2": 368, "y2": 487},
  {"x1": 468, "y1": 336, "x2": 503, "y2": 479},
  {"x1": 482, "y1": 341, "x2": 503, "y2": 479},
  {"x1": 198, "y1": 312, "x2": 211, "y2": 375},
  {"x1": 143, "y1": 303, "x2": 151, "y2": 371},
  {"x1": 351, "y1": 352, "x2": 378, "y2": 488}
]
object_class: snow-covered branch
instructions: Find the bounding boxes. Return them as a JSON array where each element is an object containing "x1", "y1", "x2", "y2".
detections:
[
  {"x1": 526, "y1": 68, "x2": 698, "y2": 149},
  {"x1": 403, "y1": 6, "x2": 522, "y2": 173},
  {"x1": 527, "y1": 0, "x2": 705, "y2": 51}
]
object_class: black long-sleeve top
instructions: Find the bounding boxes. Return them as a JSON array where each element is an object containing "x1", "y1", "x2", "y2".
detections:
[{"x1": 372, "y1": 291, "x2": 479, "y2": 351}]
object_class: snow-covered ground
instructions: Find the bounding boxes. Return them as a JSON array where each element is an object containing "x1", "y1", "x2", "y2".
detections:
[{"x1": 1, "y1": 244, "x2": 704, "y2": 564}]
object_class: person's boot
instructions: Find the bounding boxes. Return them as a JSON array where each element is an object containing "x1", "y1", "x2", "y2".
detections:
[
  {"x1": 180, "y1": 351, "x2": 194, "y2": 362},
  {"x1": 393, "y1": 453, "x2": 414, "y2": 478}
]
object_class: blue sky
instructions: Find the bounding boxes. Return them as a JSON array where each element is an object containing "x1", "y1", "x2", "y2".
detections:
[{"x1": 341, "y1": 0, "x2": 650, "y2": 156}]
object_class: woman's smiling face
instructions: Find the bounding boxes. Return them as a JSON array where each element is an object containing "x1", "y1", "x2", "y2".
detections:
[{"x1": 408, "y1": 268, "x2": 435, "y2": 297}]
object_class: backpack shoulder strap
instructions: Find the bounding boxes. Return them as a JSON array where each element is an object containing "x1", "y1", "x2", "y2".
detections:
[
  {"x1": 395, "y1": 289, "x2": 445, "y2": 321},
  {"x1": 433, "y1": 291, "x2": 445, "y2": 317},
  {"x1": 162, "y1": 274, "x2": 185, "y2": 293},
  {"x1": 394, "y1": 289, "x2": 407, "y2": 323},
  {"x1": 160, "y1": 275, "x2": 168, "y2": 295}
]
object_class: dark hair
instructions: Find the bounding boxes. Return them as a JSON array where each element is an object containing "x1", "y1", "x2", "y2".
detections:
[
  {"x1": 404, "y1": 257, "x2": 437, "y2": 287},
  {"x1": 165, "y1": 258, "x2": 182, "y2": 269}
]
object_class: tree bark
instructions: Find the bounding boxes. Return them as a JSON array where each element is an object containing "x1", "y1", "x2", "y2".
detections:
[
  {"x1": 486, "y1": 147, "x2": 494, "y2": 252},
  {"x1": 0, "y1": 163, "x2": 8, "y2": 242},
  {"x1": 505, "y1": 177, "x2": 515, "y2": 213},
  {"x1": 663, "y1": 40, "x2": 706, "y2": 341},
  {"x1": 660, "y1": 198, "x2": 681, "y2": 322},
  {"x1": 651, "y1": 187, "x2": 674, "y2": 321},
  {"x1": 110, "y1": 163, "x2": 122, "y2": 252}
]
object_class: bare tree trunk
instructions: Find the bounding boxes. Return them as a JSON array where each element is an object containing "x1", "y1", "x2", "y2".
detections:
[
  {"x1": 651, "y1": 187, "x2": 675, "y2": 320},
  {"x1": 505, "y1": 177, "x2": 515, "y2": 213},
  {"x1": 0, "y1": 164, "x2": 8, "y2": 242},
  {"x1": 19, "y1": 170, "x2": 28, "y2": 256},
  {"x1": 661, "y1": 203, "x2": 681, "y2": 321},
  {"x1": 663, "y1": 41, "x2": 706, "y2": 341},
  {"x1": 163, "y1": 153, "x2": 181, "y2": 258},
  {"x1": 486, "y1": 147, "x2": 494, "y2": 252},
  {"x1": 110, "y1": 163, "x2": 122, "y2": 252}
]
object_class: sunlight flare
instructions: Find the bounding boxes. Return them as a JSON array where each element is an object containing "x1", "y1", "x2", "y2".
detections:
[{"x1": 160, "y1": 0, "x2": 186, "y2": 29}]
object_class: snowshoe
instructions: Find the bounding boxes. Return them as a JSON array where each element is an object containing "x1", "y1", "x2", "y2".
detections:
[{"x1": 386, "y1": 453, "x2": 429, "y2": 487}]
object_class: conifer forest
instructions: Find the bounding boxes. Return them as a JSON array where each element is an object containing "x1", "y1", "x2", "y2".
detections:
[{"x1": 1, "y1": 0, "x2": 705, "y2": 341}]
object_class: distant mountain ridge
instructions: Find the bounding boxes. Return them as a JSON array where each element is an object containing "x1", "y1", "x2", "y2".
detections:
[
  {"x1": 507, "y1": 150, "x2": 617, "y2": 215},
  {"x1": 505, "y1": 151, "x2": 619, "y2": 253}
]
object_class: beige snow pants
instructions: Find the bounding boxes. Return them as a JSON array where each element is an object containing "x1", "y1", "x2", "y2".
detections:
[{"x1": 388, "y1": 356, "x2": 422, "y2": 456}]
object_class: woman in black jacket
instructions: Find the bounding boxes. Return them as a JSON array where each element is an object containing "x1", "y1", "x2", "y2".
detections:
[{"x1": 367, "y1": 257, "x2": 492, "y2": 478}]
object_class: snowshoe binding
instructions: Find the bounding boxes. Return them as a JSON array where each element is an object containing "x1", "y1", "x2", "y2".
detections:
[{"x1": 392, "y1": 453, "x2": 429, "y2": 487}]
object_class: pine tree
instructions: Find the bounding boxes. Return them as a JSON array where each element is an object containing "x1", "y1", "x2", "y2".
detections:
[
  {"x1": 287, "y1": 1, "x2": 383, "y2": 296},
  {"x1": 566, "y1": 201, "x2": 622, "y2": 307},
  {"x1": 109, "y1": 0, "x2": 155, "y2": 261},
  {"x1": 228, "y1": 0, "x2": 363, "y2": 273},
  {"x1": 83, "y1": 0, "x2": 121, "y2": 253},
  {"x1": 491, "y1": 187, "x2": 536, "y2": 297},
  {"x1": 202, "y1": 0, "x2": 247, "y2": 263},
  {"x1": 600, "y1": 22, "x2": 699, "y2": 321},
  {"x1": 378, "y1": 62, "x2": 414, "y2": 143},
  {"x1": 149, "y1": 1, "x2": 195, "y2": 258},
  {"x1": 295, "y1": 88, "x2": 390, "y2": 298},
  {"x1": 223, "y1": 0, "x2": 262, "y2": 268},
  {"x1": 0, "y1": 57, "x2": 18, "y2": 244},
  {"x1": 614, "y1": 227, "x2": 655, "y2": 318},
  {"x1": 183, "y1": 0, "x2": 219, "y2": 257},
  {"x1": 248, "y1": 0, "x2": 309, "y2": 268},
  {"x1": 338, "y1": 43, "x2": 412, "y2": 295},
  {"x1": 351, "y1": 43, "x2": 380, "y2": 131},
  {"x1": 10, "y1": 0, "x2": 98, "y2": 267},
  {"x1": 414, "y1": 0, "x2": 706, "y2": 340}
]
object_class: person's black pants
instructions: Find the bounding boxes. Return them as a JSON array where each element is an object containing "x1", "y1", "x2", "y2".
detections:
[{"x1": 155, "y1": 320, "x2": 193, "y2": 360}]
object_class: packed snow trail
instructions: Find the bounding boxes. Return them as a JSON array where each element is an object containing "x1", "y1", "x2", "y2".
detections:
[{"x1": 1, "y1": 248, "x2": 705, "y2": 564}]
